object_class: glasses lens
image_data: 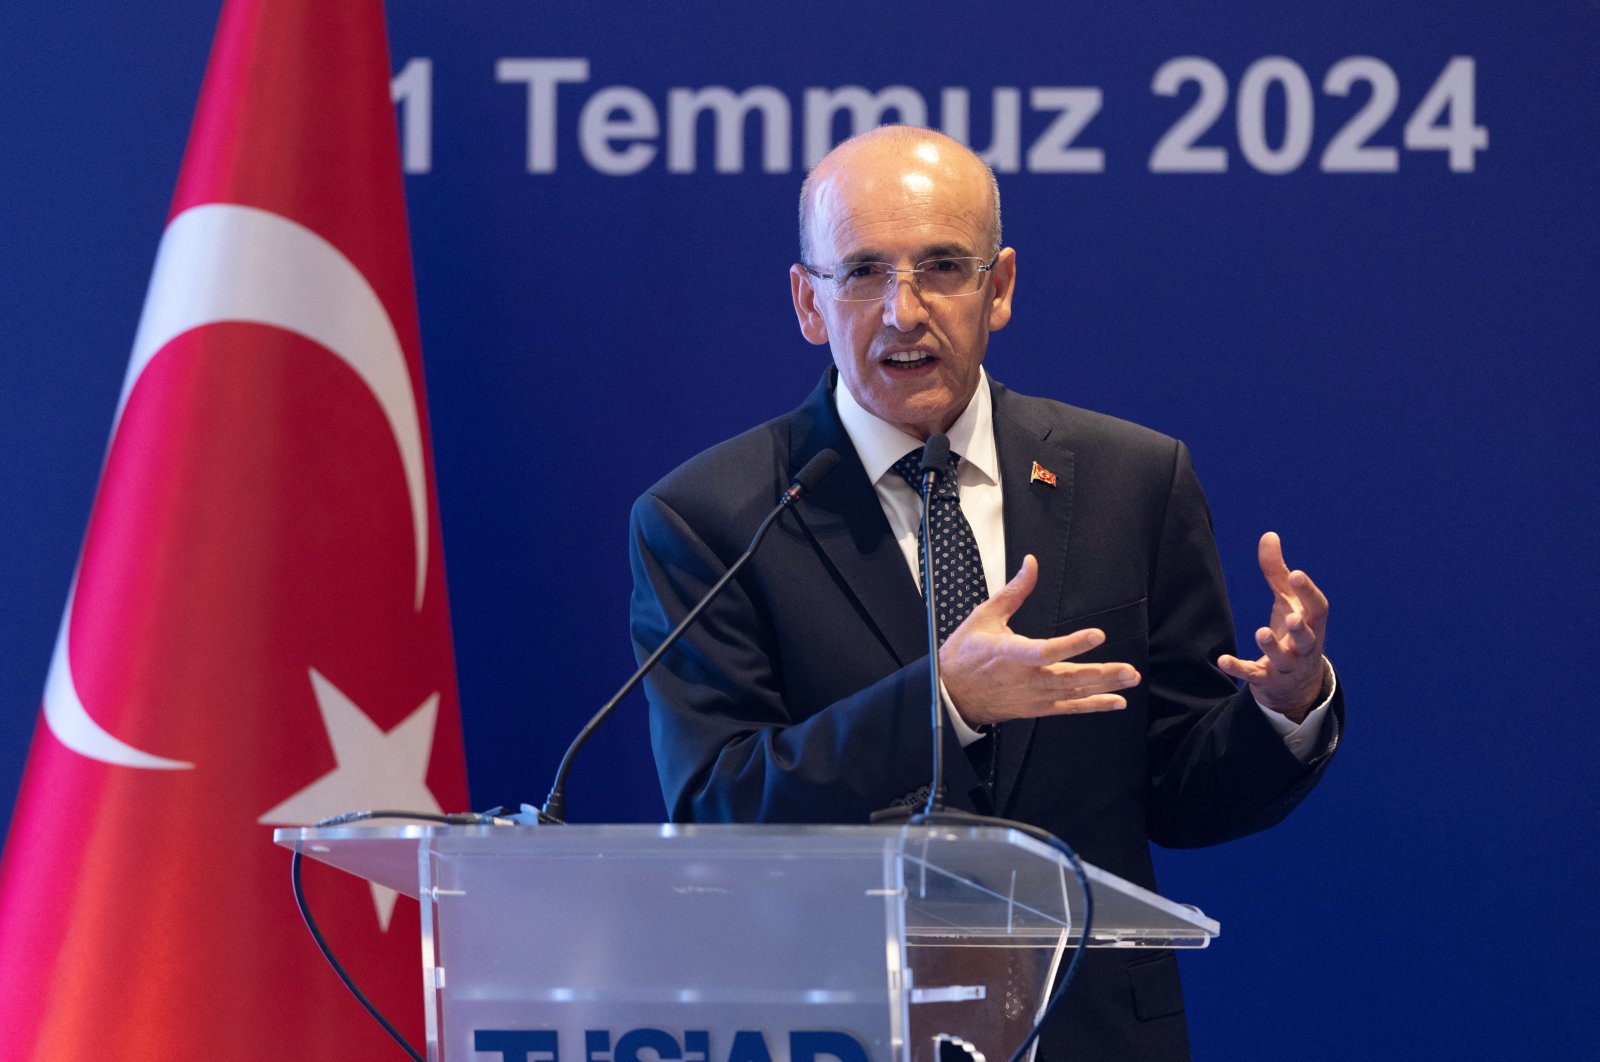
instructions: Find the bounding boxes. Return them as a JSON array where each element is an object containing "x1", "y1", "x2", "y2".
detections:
[
  {"x1": 918, "y1": 258, "x2": 984, "y2": 297},
  {"x1": 834, "y1": 263, "x2": 890, "y2": 302}
]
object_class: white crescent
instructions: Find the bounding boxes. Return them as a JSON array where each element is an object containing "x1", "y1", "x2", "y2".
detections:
[{"x1": 44, "y1": 204, "x2": 431, "y2": 770}]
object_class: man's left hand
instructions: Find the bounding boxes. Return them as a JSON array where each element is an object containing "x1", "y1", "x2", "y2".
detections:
[{"x1": 1217, "y1": 531, "x2": 1330, "y2": 724}]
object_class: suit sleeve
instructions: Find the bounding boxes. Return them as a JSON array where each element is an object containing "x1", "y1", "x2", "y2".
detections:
[
  {"x1": 1142, "y1": 441, "x2": 1342, "y2": 848},
  {"x1": 630, "y1": 490, "x2": 982, "y2": 824}
]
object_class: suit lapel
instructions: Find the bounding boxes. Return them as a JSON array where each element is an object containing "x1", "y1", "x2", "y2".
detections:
[
  {"x1": 787, "y1": 372, "x2": 928, "y2": 668},
  {"x1": 989, "y1": 381, "x2": 1077, "y2": 817}
]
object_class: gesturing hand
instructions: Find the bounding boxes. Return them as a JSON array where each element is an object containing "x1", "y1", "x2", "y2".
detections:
[
  {"x1": 939, "y1": 554, "x2": 1141, "y2": 728},
  {"x1": 1217, "y1": 531, "x2": 1330, "y2": 724}
]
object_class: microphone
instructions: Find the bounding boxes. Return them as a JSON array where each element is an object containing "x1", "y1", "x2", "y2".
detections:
[
  {"x1": 539, "y1": 448, "x2": 841, "y2": 823},
  {"x1": 871, "y1": 431, "x2": 956, "y2": 824},
  {"x1": 913, "y1": 433, "x2": 950, "y2": 816},
  {"x1": 918, "y1": 431, "x2": 951, "y2": 479}
]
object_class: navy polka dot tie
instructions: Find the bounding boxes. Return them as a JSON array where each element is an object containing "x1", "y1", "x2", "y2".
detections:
[{"x1": 892, "y1": 448, "x2": 988, "y2": 642}]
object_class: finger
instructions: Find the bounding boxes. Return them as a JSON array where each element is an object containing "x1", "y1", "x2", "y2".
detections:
[
  {"x1": 1025, "y1": 625, "x2": 1106, "y2": 665},
  {"x1": 1287, "y1": 568, "x2": 1329, "y2": 622},
  {"x1": 1257, "y1": 531, "x2": 1295, "y2": 597},
  {"x1": 1038, "y1": 661, "x2": 1141, "y2": 693},
  {"x1": 1281, "y1": 609, "x2": 1318, "y2": 655},
  {"x1": 1255, "y1": 626, "x2": 1308, "y2": 673},
  {"x1": 1045, "y1": 693, "x2": 1128, "y2": 716},
  {"x1": 1217, "y1": 652, "x2": 1267, "y2": 683},
  {"x1": 973, "y1": 553, "x2": 1038, "y2": 625}
]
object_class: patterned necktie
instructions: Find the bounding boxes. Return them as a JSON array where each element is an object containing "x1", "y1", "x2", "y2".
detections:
[{"x1": 891, "y1": 447, "x2": 988, "y2": 642}]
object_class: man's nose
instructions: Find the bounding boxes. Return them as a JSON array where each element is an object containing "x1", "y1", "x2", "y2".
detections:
[{"x1": 881, "y1": 272, "x2": 929, "y2": 331}]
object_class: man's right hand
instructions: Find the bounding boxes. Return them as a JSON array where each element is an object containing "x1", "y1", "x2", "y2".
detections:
[{"x1": 939, "y1": 554, "x2": 1140, "y2": 728}]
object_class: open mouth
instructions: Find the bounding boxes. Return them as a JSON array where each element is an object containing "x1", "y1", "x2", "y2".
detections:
[{"x1": 884, "y1": 349, "x2": 934, "y2": 369}]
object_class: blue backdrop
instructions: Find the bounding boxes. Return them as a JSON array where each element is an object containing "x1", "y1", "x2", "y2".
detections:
[{"x1": 3, "y1": 2, "x2": 1597, "y2": 1057}]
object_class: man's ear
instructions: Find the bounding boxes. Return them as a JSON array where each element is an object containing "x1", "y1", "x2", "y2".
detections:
[
  {"x1": 987, "y1": 247, "x2": 1016, "y2": 333},
  {"x1": 790, "y1": 264, "x2": 830, "y2": 345}
]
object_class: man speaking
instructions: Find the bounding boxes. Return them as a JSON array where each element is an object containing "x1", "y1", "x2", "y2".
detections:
[{"x1": 629, "y1": 125, "x2": 1341, "y2": 1059}]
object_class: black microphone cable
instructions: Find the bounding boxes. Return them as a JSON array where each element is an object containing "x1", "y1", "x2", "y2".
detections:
[
  {"x1": 290, "y1": 809, "x2": 513, "y2": 1061},
  {"x1": 907, "y1": 809, "x2": 1094, "y2": 1062}
]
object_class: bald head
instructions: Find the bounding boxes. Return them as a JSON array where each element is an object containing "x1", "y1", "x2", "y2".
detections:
[
  {"x1": 787, "y1": 124, "x2": 1017, "y2": 440},
  {"x1": 798, "y1": 126, "x2": 1002, "y2": 266}
]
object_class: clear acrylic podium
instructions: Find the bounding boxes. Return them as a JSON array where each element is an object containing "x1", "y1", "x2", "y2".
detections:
[{"x1": 275, "y1": 823, "x2": 1217, "y2": 1062}]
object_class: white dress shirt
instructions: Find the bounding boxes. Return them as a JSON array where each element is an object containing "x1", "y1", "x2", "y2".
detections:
[{"x1": 833, "y1": 369, "x2": 1333, "y2": 760}]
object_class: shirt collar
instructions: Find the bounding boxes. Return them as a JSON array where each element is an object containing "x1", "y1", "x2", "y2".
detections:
[{"x1": 834, "y1": 367, "x2": 999, "y2": 487}]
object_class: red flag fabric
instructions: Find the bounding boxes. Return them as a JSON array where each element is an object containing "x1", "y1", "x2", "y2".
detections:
[{"x1": 0, "y1": 2, "x2": 468, "y2": 1058}]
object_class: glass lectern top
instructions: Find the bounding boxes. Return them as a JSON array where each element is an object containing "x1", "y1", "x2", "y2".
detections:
[{"x1": 274, "y1": 822, "x2": 1217, "y2": 946}]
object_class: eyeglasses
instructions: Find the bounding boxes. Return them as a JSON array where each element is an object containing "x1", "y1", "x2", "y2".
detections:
[{"x1": 803, "y1": 254, "x2": 999, "y2": 302}]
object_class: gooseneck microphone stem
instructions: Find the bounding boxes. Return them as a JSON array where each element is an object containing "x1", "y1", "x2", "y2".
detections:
[
  {"x1": 916, "y1": 432, "x2": 951, "y2": 816},
  {"x1": 541, "y1": 448, "x2": 840, "y2": 823},
  {"x1": 919, "y1": 473, "x2": 947, "y2": 815}
]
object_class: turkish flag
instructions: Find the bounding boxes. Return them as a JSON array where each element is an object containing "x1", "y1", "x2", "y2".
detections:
[{"x1": 0, "y1": 2, "x2": 468, "y2": 1058}]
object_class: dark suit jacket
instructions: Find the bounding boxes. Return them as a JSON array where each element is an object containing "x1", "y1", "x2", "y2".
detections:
[{"x1": 630, "y1": 370, "x2": 1342, "y2": 1060}]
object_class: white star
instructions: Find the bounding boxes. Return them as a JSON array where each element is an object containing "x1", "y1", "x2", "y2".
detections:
[{"x1": 258, "y1": 668, "x2": 442, "y2": 931}]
